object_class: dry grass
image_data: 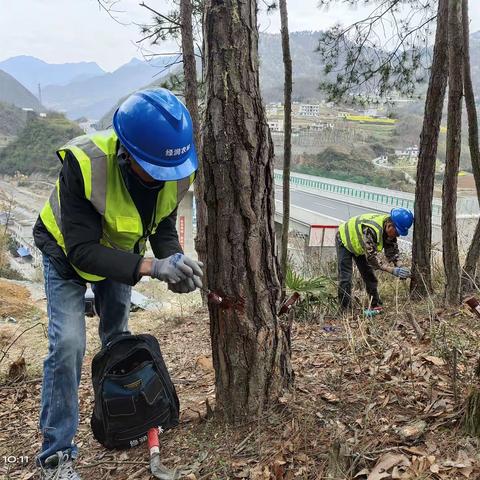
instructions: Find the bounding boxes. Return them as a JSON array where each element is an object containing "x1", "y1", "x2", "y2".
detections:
[
  {"x1": 0, "y1": 280, "x2": 35, "y2": 319},
  {"x1": 0, "y1": 277, "x2": 480, "y2": 479}
]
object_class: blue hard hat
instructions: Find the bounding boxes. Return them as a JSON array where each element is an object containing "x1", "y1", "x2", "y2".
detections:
[
  {"x1": 113, "y1": 88, "x2": 197, "y2": 181},
  {"x1": 390, "y1": 208, "x2": 414, "y2": 236}
]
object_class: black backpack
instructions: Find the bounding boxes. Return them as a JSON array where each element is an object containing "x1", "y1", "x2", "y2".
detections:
[{"x1": 90, "y1": 333, "x2": 179, "y2": 449}]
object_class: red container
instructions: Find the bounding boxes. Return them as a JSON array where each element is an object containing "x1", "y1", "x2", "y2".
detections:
[
  {"x1": 465, "y1": 296, "x2": 480, "y2": 319},
  {"x1": 278, "y1": 292, "x2": 301, "y2": 315}
]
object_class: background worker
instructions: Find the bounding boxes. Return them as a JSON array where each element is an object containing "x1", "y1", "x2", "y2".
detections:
[
  {"x1": 33, "y1": 88, "x2": 202, "y2": 480},
  {"x1": 336, "y1": 208, "x2": 414, "y2": 311}
]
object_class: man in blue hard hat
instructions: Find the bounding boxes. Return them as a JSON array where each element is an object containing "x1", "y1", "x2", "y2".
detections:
[
  {"x1": 32, "y1": 88, "x2": 203, "y2": 479},
  {"x1": 336, "y1": 208, "x2": 414, "y2": 311}
]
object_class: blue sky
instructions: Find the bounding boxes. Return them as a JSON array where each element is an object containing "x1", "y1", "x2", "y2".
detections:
[{"x1": 1, "y1": 0, "x2": 480, "y2": 71}]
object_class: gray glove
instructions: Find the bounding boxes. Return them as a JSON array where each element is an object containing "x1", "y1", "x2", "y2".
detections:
[
  {"x1": 393, "y1": 266, "x2": 411, "y2": 279},
  {"x1": 151, "y1": 253, "x2": 203, "y2": 284},
  {"x1": 168, "y1": 274, "x2": 203, "y2": 294}
]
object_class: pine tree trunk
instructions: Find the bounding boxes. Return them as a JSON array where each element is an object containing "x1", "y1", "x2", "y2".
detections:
[
  {"x1": 202, "y1": 0, "x2": 293, "y2": 422},
  {"x1": 442, "y1": 0, "x2": 464, "y2": 306},
  {"x1": 180, "y1": 0, "x2": 207, "y2": 288},
  {"x1": 280, "y1": 0, "x2": 292, "y2": 288},
  {"x1": 410, "y1": 0, "x2": 448, "y2": 298},
  {"x1": 461, "y1": 0, "x2": 480, "y2": 293}
]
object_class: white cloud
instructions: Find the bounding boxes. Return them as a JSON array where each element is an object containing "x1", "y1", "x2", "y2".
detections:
[{"x1": 1, "y1": 0, "x2": 480, "y2": 71}]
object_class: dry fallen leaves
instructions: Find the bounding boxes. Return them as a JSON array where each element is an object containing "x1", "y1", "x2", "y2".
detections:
[
  {"x1": 1, "y1": 287, "x2": 479, "y2": 478},
  {"x1": 421, "y1": 355, "x2": 446, "y2": 366},
  {"x1": 367, "y1": 453, "x2": 410, "y2": 480},
  {"x1": 396, "y1": 420, "x2": 427, "y2": 442},
  {"x1": 195, "y1": 355, "x2": 214, "y2": 372},
  {"x1": 7, "y1": 356, "x2": 26, "y2": 381}
]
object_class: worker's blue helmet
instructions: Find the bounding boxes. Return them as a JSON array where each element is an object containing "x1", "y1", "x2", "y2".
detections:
[
  {"x1": 390, "y1": 208, "x2": 413, "y2": 236},
  {"x1": 113, "y1": 88, "x2": 197, "y2": 181}
]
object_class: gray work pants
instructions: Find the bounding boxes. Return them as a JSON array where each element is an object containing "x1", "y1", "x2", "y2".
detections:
[{"x1": 336, "y1": 233, "x2": 381, "y2": 309}]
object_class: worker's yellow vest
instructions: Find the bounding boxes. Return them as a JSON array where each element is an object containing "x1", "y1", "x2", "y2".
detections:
[
  {"x1": 40, "y1": 130, "x2": 195, "y2": 282},
  {"x1": 338, "y1": 213, "x2": 389, "y2": 256}
]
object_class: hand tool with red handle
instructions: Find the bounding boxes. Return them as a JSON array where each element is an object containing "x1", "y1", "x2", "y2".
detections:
[{"x1": 147, "y1": 427, "x2": 179, "y2": 479}]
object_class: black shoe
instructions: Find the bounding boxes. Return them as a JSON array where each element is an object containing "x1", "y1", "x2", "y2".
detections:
[{"x1": 371, "y1": 298, "x2": 383, "y2": 308}]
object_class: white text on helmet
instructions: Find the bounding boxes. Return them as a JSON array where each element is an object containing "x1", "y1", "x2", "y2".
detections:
[{"x1": 165, "y1": 144, "x2": 191, "y2": 157}]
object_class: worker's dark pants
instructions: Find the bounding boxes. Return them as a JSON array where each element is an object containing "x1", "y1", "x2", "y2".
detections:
[
  {"x1": 336, "y1": 235, "x2": 381, "y2": 309},
  {"x1": 37, "y1": 254, "x2": 131, "y2": 466}
]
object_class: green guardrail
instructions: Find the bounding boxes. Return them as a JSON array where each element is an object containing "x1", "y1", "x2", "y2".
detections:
[{"x1": 274, "y1": 173, "x2": 442, "y2": 216}]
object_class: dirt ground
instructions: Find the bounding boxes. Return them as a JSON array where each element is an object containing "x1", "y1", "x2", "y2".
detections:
[{"x1": 0, "y1": 277, "x2": 480, "y2": 480}]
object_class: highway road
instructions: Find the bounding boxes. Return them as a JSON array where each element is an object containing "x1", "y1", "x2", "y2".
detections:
[
  {"x1": 275, "y1": 186, "x2": 383, "y2": 222},
  {"x1": 0, "y1": 179, "x2": 50, "y2": 223},
  {"x1": 275, "y1": 186, "x2": 414, "y2": 247}
]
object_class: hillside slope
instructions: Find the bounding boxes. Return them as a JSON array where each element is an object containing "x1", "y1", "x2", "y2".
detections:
[
  {"x1": 0, "y1": 113, "x2": 83, "y2": 176},
  {"x1": 0, "y1": 102, "x2": 28, "y2": 137},
  {"x1": 294, "y1": 145, "x2": 411, "y2": 191},
  {"x1": 0, "y1": 70, "x2": 43, "y2": 110}
]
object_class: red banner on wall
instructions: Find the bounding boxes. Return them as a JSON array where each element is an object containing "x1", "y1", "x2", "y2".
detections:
[{"x1": 179, "y1": 216, "x2": 185, "y2": 250}]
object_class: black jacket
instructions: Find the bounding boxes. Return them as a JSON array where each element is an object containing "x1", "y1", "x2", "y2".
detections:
[{"x1": 33, "y1": 150, "x2": 183, "y2": 286}]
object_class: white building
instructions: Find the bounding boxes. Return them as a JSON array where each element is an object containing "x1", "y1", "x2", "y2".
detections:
[
  {"x1": 268, "y1": 119, "x2": 284, "y2": 132},
  {"x1": 395, "y1": 145, "x2": 419, "y2": 158},
  {"x1": 309, "y1": 123, "x2": 334, "y2": 132},
  {"x1": 266, "y1": 103, "x2": 283, "y2": 116},
  {"x1": 299, "y1": 104, "x2": 321, "y2": 117},
  {"x1": 376, "y1": 155, "x2": 389, "y2": 166}
]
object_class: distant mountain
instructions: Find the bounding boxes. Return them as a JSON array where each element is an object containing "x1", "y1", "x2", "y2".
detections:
[
  {"x1": 0, "y1": 69, "x2": 43, "y2": 110},
  {"x1": 96, "y1": 68, "x2": 183, "y2": 129},
  {"x1": 41, "y1": 57, "x2": 178, "y2": 119},
  {"x1": 0, "y1": 55, "x2": 105, "y2": 93},
  {"x1": 258, "y1": 30, "x2": 480, "y2": 103},
  {"x1": 7, "y1": 28, "x2": 480, "y2": 124},
  {"x1": 259, "y1": 31, "x2": 327, "y2": 103}
]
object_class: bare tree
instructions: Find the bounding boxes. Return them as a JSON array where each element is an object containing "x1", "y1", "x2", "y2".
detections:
[
  {"x1": 279, "y1": 0, "x2": 292, "y2": 288},
  {"x1": 410, "y1": 0, "x2": 449, "y2": 298},
  {"x1": 442, "y1": 0, "x2": 464, "y2": 305},
  {"x1": 461, "y1": 0, "x2": 480, "y2": 293},
  {"x1": 179, "y1": 0, "x2": 207, "y2": 290},
  {"x1": 0, "y1": 195, "x2": 14, "y2": 274},
  {"x1": 203, "y1": 0, "x2": 293, "y2": 422},
  {"x1": 2, "y1": 195, "x2": 13, "y2": 237}
]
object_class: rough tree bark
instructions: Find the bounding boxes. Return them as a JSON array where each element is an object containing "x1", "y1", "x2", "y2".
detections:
[
  {"x1": 461, "y1": 0, "x2": 480, "y2": 293},
  {"x1": 280, "y1": 0, "x2": 292, "y2": 287},
  {"x1": 410, "y1": 0, "x2": 449, "y2": 298},
  {"x1": 442, "y1": 0, "x2": 464, "y2": 306},
  {"x1": 180, "y1": 0, "x2": 207, "y2": 285},
  {"x1": 202, "y1": 0, "x2": 293, "y2": 422}
]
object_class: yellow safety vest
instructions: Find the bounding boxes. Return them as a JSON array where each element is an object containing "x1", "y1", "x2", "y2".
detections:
[
  {"x1": 40, "y1": 129, "x2": 195, "y2": 282},
  {"x1": 339, "y1": 213, "x2": 389, "y2": 256}
]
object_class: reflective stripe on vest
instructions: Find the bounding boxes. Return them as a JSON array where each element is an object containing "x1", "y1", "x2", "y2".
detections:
[
  {"x1": 40, "y1": 130, "x2": 195, "y2": 282},
  {"x1": 338, "y1": 213, "x2": 389, "y2": 256}
]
